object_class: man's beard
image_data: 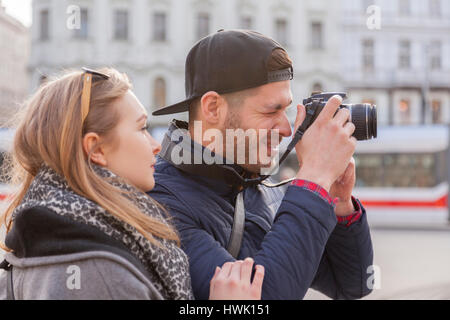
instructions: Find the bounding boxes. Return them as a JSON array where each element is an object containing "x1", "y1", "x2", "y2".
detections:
[{"x1": 222, "y1": 110, "x2": 280, "y2": 175}]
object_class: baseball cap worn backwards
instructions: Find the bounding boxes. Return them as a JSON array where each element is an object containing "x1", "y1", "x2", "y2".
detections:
[{"x1": 152, "y1": 29, "x2": 294, "y2": 116}]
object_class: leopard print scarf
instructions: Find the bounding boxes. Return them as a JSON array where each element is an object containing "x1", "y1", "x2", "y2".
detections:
[{"x1": 12, "y1": 164, "x2": 194, "y2": 300}]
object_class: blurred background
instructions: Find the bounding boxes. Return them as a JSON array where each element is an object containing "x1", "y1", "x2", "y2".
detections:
[{"x1": 0, "y1": 0, "x2": 450, "y2": 299}]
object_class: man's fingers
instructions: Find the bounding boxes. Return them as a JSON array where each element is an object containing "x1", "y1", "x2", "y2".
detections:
[
  {"x1": 315, "y1": 95, "x2": 343, "y2": 124},
  {"x1": 294, "y1": 104, "x2": 306, "y2": 132},
  {"x1": 343, "y1": 121, "x2": 356, "y2": 137}
]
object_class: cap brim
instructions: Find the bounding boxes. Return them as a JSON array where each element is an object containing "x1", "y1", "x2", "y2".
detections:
[{"x1": 152, "y1": 97, "x2": 196, "y2": 116}]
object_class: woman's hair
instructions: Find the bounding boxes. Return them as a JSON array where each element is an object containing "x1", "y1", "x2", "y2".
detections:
[{"x1": 0, "y1": 68, "x2": 179, "y2": 251}]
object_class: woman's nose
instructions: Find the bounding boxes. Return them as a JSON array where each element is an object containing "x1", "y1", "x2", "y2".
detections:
[{"x1": 150, "y1": 135, "x2": 161, "y2": 155}]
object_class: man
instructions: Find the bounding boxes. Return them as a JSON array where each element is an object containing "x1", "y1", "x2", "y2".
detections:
[{"x1": 148, "y1": 29, "x2": 373, "y2": 300}]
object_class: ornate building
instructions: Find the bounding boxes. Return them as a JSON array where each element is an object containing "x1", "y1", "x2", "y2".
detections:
[{"x1": 0, "y1": 0, "x2": 30, "y2": 126}]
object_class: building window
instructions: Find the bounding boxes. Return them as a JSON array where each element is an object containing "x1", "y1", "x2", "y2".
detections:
[
  {"x1": 398, "y1": 0, "x2": 411, "y2": 16},
  {"x1": 398, "y1": 99, "x2": 411, "y2": 124},
  {"x1": 362, "y1": 39, "x2": 375, "y2": 72},
  {"x1": 398, "y1": 40, "x2": 411, "y2": 69},
  {"x1": 429, "y1": 0, "x2": 441, "y2": 18},
  {"x1": 73, "y1": 8, "x2": 88, "y2": 39},
  {"x1": 114, "y1": 10, "x2": 128, "y2": 40},
  {"x1": 153, "y1": 77, "x2": 166, "y2": 108},
  {"x1": 311, "y1": 22, "x2": 323, "y2": 49},
  {"x1": 431, "y1": 100, "x2": 442, "y2": 124},
  {"x1": 275, "y1": 18, "x2": 288, "y2": 47},
  {"x1": 196, "y1": 13, "x2": 210, "y2": 39},
  {"x1": 40, "y1": 9, "x2": 49, "y2": 40},
  {"x1": 240, "y1": 16, "x2": 252, "y2": 29},
  {"x1": 153, "y1": 12, "x2": 167, "y2": 42},
  {"x1": 429, "y1": 41, "x2": 442, "y2": 70}
]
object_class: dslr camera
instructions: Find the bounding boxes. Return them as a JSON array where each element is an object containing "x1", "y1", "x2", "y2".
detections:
[{"x1": 302, "y1": 92, "x2": 377, "y2": 141}]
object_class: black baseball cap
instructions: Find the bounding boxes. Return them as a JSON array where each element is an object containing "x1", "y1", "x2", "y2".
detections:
[{"x1": 152, "y1": 29, "x2": 294, "y2": 116}]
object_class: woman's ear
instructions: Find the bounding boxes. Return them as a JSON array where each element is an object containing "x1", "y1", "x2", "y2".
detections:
[{"x1": 82, "y1": 132, "x2": 107, "y2": 166}]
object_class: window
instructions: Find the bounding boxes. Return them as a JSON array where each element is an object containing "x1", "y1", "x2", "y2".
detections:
[
  {"x1": 398, "y1": 0, "x2": 411, "y2": 16},
  {"x1": 355, "y1": 153, "x2": 440, "y2": 188},
  {"x1": 153, "y1": 12, "x2": 167, "y2": 42},
  {"x1": 362, "y1": 39, "x2": 375, "y2": 71},
  {"x1": 398, "y1": 40, "x2": 411, "y2": 69},
  {"x1": 40, "y1": 9, "x2": 49, "y2": 40},
  {"x1": 431, "y1": 100, "x2": 442, "y2": 124},
  {"x1": 311, "y1": 22, "x2": 323, "y2": 49},
  {"x1": 73, "y1": 8, "x2": 88, "y2": 39},
  {"x1": 275, "y1": 18, "x2": 288, "y2": 47},
  {"x1": 398, "y1": 99, "x2": 411, "y2": 124},
  {"x1": 114, "y1": 10, "x2": 128, "y2": 40},
  {"x1": 240, "y1": 16, "x2": 252, "y2": 29},
  {"x1": 197, "y1": 13, "x2": 210, "y2": 39},
  {"x1": 153, "y1": 78, "x2": 166, "y2": 108},
  {"x1": 429, "y1": 0, "x2": 441, "y2": 18},
  {"x1": 429, "y1": 41, "x2": 442, "y2": 70}
]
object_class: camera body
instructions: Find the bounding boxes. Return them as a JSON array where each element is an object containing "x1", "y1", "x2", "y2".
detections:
[{"x1": 302, "y1": 92, "x2": 377, "y2": 141}]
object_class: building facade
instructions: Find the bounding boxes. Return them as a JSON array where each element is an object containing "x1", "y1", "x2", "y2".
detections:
[
  {"x1": 29, "y1": 0, "x2": 450, "y2": 131},
  {"x1": 341, "y1": 0, "x2": 450, "y2": 126},
  {"x1": 0, "y1": 0, "x2": 30, "y2": 126},
  {"x1": 29, "y1": 0, "x2": 343, "y2": 130}
]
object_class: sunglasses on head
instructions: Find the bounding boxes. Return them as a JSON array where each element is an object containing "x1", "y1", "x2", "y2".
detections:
[{"x1": 80, "y1": 67, "x2": 110, "y2": 124}]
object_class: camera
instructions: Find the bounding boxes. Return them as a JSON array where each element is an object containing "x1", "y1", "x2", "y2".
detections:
[{"x1": 302, "y1": 92, "x2": 377, "y2": 141}]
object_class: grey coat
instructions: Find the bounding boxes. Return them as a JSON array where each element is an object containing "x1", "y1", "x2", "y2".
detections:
[{"x1": 0, "y1": 250, "x2": 164, "y2": 300}]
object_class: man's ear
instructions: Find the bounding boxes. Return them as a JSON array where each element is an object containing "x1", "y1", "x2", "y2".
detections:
[
  {"x1": 199, "y1": 91, "x2": 226, "y2": 125},
  {"x1": 82, "y1": 132, "x2": 107, "y2": 166}
]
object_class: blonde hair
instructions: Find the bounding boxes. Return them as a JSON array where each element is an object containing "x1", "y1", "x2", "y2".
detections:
[{"x1": 0, "y1": 68, "x2": 179, "y2": 251}]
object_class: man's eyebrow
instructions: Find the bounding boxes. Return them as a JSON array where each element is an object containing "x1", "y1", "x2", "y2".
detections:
[
  {"x1": 136, "y1": 114, "x2": 148, "y2": 122},
  {"x1": 266, "y1": 99, "x2": 293, "y2": 110}
]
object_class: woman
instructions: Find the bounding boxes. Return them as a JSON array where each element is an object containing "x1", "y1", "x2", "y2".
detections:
[{"x1": 0, "y1": 67, "x2": 264, "y2": 300}]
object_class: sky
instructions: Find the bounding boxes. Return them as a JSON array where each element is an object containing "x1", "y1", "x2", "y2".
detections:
[{"x1": 2, "y1": 0, "x2": 32, "y2": 27}]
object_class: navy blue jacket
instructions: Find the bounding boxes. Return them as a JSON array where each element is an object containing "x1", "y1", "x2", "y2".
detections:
[{"x1": 149, "y1": 122, "x2": 374, "y2": 300}]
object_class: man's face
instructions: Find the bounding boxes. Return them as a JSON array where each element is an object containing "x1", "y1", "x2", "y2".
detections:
[{"x1": 222, "y1": 80, "x2": 293, "y2": 174}]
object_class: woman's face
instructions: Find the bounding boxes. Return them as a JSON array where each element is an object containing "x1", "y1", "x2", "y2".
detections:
[{"x1": 101, "y1": 90, "x2": 161, "y2": 192}]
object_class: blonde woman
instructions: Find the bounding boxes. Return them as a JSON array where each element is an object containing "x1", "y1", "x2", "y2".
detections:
[{"x1": 0, "y1": 68, "x2": 264, "y2": 300}]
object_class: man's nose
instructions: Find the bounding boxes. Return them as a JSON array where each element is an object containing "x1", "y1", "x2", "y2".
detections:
[{"x1": 276, "y1": 112, "x2": 292, "y2": 138}]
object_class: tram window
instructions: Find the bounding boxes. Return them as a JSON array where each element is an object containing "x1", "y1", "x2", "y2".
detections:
[{"x1": 355, "y1": 152, "x2": 440, "y2": 188}]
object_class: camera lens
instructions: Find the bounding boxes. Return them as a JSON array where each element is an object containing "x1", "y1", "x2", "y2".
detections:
[{"x1": 341, "y1": 103, "x2": 377, "y2": 141}]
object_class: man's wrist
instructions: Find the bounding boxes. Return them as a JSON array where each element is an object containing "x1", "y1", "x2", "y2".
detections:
[
  {"x1": 334, "y1": 198, "x2": 355, "y2": 217},
  {"x1": 296, "y1": 171, "x2": 332, "y2": 192}
]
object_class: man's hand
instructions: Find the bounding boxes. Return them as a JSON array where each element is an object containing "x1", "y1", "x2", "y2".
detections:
[
  {"x1": 293, "y1": 95, "x2": 356, "y2": 193},
  {"x1": 330, "y1": 157, "x2": 356, "y2": 216}
]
